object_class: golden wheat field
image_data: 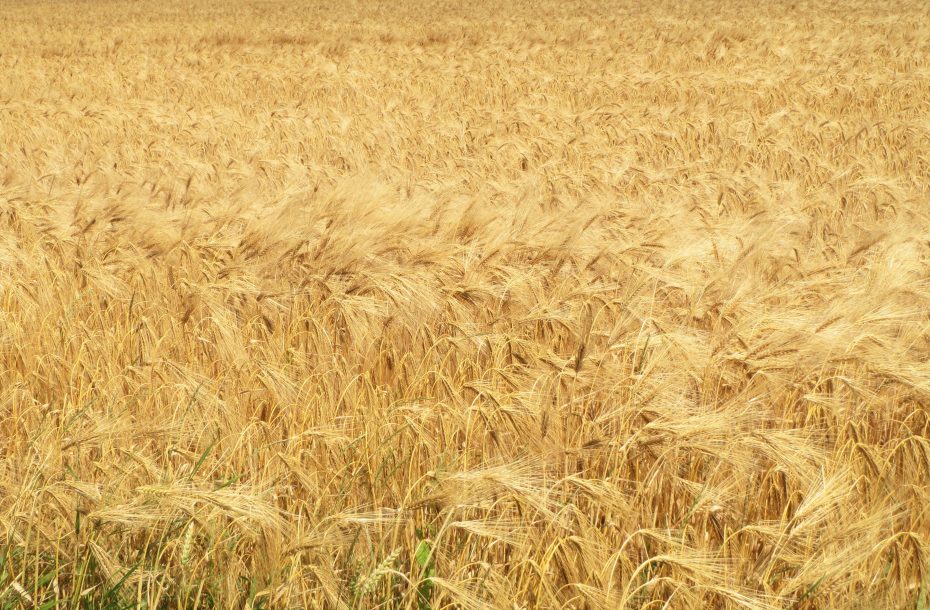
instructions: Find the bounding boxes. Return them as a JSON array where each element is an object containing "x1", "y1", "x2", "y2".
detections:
[{"x1": 1, "y1": 0, "x2": 930, "y2": 608}]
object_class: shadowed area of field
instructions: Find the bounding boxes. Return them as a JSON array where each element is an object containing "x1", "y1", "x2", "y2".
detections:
[{"x1": 1, "y1": 1, "x2": 929, "y2": 608}]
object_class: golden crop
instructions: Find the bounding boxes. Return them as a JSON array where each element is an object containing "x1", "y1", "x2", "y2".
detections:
[{"x1": 1, "y1": 0, "x2": 929, "y2": 608}]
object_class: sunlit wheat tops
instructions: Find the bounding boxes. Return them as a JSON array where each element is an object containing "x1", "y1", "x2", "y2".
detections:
[{"x1": 1, "y1": 0, "x2": 930, "y2": 608}]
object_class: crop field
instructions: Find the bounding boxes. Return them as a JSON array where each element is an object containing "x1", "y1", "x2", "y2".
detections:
[{"x1": 1, "y1": 0, "x2": 930, "y2": 608}]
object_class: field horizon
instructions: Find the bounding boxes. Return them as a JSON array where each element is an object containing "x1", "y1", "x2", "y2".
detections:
[{"x1": 2, "y1": 0, "x2": 930, "y2": 608}]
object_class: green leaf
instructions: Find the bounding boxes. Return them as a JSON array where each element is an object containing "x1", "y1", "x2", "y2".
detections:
[
  {"x1": 415, "y1": 539, "x2": 435, "y2": 610},
  {"x1": 414, "y1": 540, "x2": 432, "y2": 568}
]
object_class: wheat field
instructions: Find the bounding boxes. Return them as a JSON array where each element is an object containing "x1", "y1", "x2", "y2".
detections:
[{"x1": 1, "y1": 0, "x2": 929, "y2": 608}]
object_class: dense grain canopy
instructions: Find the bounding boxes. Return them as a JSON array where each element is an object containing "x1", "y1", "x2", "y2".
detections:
[{"x1": 1, "y1": 0, "x2": 930, "y2": 608}]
